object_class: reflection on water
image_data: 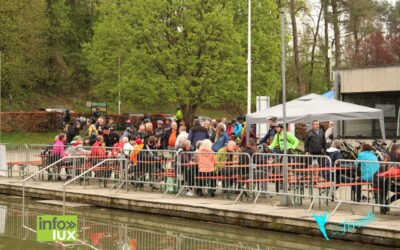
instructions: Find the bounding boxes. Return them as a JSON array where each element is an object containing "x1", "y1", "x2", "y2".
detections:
[{"x1": 0, "y1": 196, "x2": 394, "y2": 250}]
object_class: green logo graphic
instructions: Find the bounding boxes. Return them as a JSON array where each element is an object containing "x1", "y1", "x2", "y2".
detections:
[{"x1": 37, "y1": 215, "x2": 78, "y2": 242}]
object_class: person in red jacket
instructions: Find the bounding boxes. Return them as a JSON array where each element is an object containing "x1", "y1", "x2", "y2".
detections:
[
  {"x1": 226, "y1": 121, "x2": 234, "y2": 137},
  {"x1": 111, "y1": 137, "x2": 124, "y2": 157},
  {"x1": 91, "y1": 136, "x2": 110, "y2": 179},
  {"x1": 91, "y1": 136, "x2": 107, "y2": 159}
]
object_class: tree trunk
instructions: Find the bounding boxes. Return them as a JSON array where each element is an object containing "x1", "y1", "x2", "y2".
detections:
[
  {"x1": 323, "y1": 0, "x2": 330, "y2": 89},
  {"x1": 331, "y1": 0, "x2": 341, "y2": 68},
  {"x1": 354, "y1": 30, "x2": 360, "y2": 59},
  {"x1": 309, "y1": 2, "x2": 323, "y2": 92},
  {"x1": 289, "y1": 0, "x2": 304, "y2": 96},
  {"x1": 182, "y1": 103, "x2": 198, "y2": 129}
]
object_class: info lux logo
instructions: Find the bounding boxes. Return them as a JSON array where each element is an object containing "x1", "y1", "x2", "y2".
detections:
[{"x1": 37, "y1": 215, "x2": 78, "y2": 242}]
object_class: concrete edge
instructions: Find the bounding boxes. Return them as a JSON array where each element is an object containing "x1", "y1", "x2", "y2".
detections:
[{"x1": 0, "y1": 183, "x2": 399, "y2": 247}]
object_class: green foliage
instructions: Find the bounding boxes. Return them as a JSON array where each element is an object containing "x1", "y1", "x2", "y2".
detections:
[
  {"x1": 47, "y1": 0, "x2": 74, "y2": 87},
  {"x1": 46, "y1": 0, "x2": 97, "y2": 91},
  {"x1": 0, "y1": 0, "x2": 96, "y2": 104},
  {"x1": 84, "y1": 0, "x2": 281, "y2": 120},
  {"x1": 2, "y1": 0, "x2": 398, "y2": 114},
  {"x1": 232, "y1": 0, "x2": 281, "y2": 106},
  {"x1": 0, "y1": 0, "x2": 49, "y2": 98}
]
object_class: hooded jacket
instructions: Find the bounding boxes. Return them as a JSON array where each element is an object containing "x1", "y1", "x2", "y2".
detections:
[{"x1": 357, "y1": 150, "x2": 379, "y2": 182}]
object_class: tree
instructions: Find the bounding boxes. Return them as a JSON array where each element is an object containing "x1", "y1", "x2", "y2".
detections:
[
  {"x1": 352, "y1": 32, "x2": 396, "y2": 66},
  {"x1": 231, "y1": 0, "x2": 281, "y2": 108},
  {"x1": 309, "y1": 0, "x2": 323, "y2": 91},
  {"x1": 289, "y1": 0, "x2": 305, "y2": 95},
  {"x1": 387, "y1": 1, "x2": 400, "y2": 62},
  {"x1": 342, "y1": 0, "x2": 379, "y2": 62},
  {"x1": 46, "y1": 0, "x2": 97, "y2": 91},
  {"x1": 331, "y1": 0, "x2": 341, "y2": 68},
  {"x1": 85, "y1": 0, "x2": 281, "y2": 124},
  {"x1": 47, "y1": 0, "x2": 74, "y2": 88},
  {"x1": 0, "y1": 0, "x2": 49, "y2": 101},
  {"x1": 322, "y1": 0, "x2": 330, "y2": 88}
]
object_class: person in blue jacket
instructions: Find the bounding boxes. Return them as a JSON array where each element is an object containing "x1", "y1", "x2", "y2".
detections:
[
  {"x1": 354, "y1": 144, "x2": 379, "y2": 202},
  {"x1": 212, "y1": 123, "x2": 230, "y2": 152},
  {"x1": 233, "y1": 119, "x2": 243, "y2": 139}
]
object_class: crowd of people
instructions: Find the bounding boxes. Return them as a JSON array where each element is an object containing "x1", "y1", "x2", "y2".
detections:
[
  {"x1": 49, "y1": 114, "x2": 255, "y2": 182},
  {"x1": 48, "y1": 112, "x2": 400, "y2": 207}
]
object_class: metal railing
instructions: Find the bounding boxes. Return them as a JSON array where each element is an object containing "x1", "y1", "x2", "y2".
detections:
[
  {"x1": 1, "y1": 143, "x2": 124, "y2": 179},
  {"x1": 5, "y1": 143, "x2": 400, "y2": 220},
  {"x1": 246, "y1": 153, "x2": 333, "y2": 207},
  {"x1": 22, "y1": 156, "x2": 86, "y2": 227},
  {"x1": 125, "y1": 149, "x2": 178, "y2": 194},
  {"x1": 62, "y1": 158, "x2": 126, "y2": 214},
  {"x1": 1, "y1": 144, "x2": 50, "y2": 178},
  {"x1": 332, "y1": 159, "x2": 400, "y2": 214},
  {"x1": 174, "y1": 151, "x2": 251, "y2": 199}
]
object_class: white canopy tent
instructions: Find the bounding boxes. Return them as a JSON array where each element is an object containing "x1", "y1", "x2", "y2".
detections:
[{"x1": 246, "y1": 93, "x2": 386, "y2": 140}]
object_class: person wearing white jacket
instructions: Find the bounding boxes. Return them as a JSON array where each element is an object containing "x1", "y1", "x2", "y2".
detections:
[
  {"x1": 122, "y1": 136, "x2": 134, "y2": 157},
  {"x1": 175, "y1": 126, "x2": 188, "y2": 150}
]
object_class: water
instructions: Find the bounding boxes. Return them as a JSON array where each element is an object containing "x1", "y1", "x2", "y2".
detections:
[{"x1": 0, "y1": 195, "x2": 394, "y2": 250}]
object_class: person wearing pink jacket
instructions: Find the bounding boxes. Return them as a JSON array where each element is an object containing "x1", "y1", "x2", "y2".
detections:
[
  {"x1": 52, "y1": 135, "x2": 67, "y2": 158},
  {"x1": 50, "y1": 133, "x2": 67, "y2": 180},
  {"x1": 196, "y1": 139, "x2": 216, "y2": 196}
]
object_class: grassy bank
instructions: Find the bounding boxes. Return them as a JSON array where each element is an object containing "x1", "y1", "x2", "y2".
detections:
[{"x1": 0, "y1": 132, "x2": 57, "y2": 145}]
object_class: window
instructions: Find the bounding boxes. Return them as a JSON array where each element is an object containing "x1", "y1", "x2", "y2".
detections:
[{"x1": 342, "y1": 92, "x2": 399, "y2": 138}]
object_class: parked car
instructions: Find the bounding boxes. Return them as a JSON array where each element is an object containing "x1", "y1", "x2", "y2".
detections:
[{"x1": 39, "y1": 107, "x2": 74, "y2": 113}]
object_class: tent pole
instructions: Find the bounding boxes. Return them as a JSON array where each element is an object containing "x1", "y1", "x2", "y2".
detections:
[
  {"x1": 380, "y1": 118, "x2": 386, "y2": 141},
  {"x1": 333, "y1": 72, "x2": 340, "y2": 138}
]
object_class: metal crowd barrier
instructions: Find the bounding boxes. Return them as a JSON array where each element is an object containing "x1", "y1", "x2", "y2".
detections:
[
  {"x1": 1, "y1": 144, "x2": 51, "y2": 178},
  {"x1": 174, "y1": 151, "x2": 251, "y2": 199},
  {"x1": 245, "y1": 153, "x2": 333, "y2": 207},
  {"x1": 2, "y1": 143, "x2": 127, "y2": 184},
  {"x1": 6, "y1": 143, "x2": 400, "y2": 218},
  {"x1": 331, "y1": 159, "x2": 400, "y2": 214},
  {"x1": 126, "y1": 149, "x2": 178, "y2": 194}
]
